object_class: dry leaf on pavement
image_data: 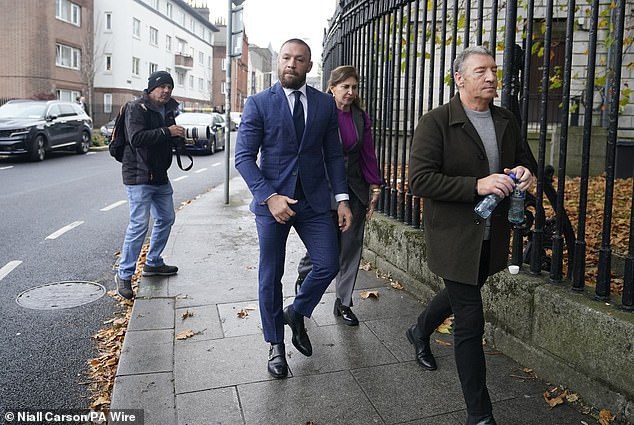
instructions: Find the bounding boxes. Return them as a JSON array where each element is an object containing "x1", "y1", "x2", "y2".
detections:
[
  {"x1": 435, "y1": 317, "x2": 453, "y2": 334},
  {"x1": 181, "y1": 310, "x2": 193, "y2": 320},
  {"x1": 360, "y1": 290, "x2": 379, "y2": 299},
  {"x1": 433, "y1": 338, "x2": 452, "y2": 347},
  {"x1": 176, "y1": 329, "x2": 195, "y2": 340},
  {"x1": 598, "y1": 409, "x2": 615, "y2": 425},
  {"x1": 543, "y1": 388, "x2": 568, "y2": 408},
  {"x1": 237, "y1": 304, "x2": 257, "y2": 318},
  {"x1": 390, "y1": 281, "x2": 403, "y2": 289}
]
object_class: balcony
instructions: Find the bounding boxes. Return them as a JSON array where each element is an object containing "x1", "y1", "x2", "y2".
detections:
[{"x1": 174, "y1": 53, "x2": 193, "y2": 70}]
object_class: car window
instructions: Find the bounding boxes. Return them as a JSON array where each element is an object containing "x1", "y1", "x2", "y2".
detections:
[
  {"x1": 59, "y1": 104, "x2": 76, "y2": 117},
  {"x1": 48, "y1": 104, "x2": 62, "y2": 118},
  {"x1": 0, "y1": 102, "x2": 47, "y2": 119},
  {"x1": 70, "y1": 103, "x2": 86, "y2": 116}
]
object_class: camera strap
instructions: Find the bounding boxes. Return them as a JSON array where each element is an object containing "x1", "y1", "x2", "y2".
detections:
[{"x1": 175, "y1": 150, "x2": 193, "y2": 171}]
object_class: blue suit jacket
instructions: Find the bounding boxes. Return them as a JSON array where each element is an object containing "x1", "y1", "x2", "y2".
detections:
[{"x1": 235, "y1": 82, "x2": 348, "y2": 215}]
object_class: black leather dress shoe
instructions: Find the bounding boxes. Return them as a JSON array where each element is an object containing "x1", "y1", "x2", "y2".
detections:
[
  {"x1": 405, "y1": 324, "x2": 437, "y2": 371},
  {"x1": 334, "y1": 298, "x2": 359, "y2": 326},
  {"x1": 466, "y1": 414, "x2": 497, "y2": 425},
  {"x1": 267, "y1": 343, "x2": 288, "y2": 379},
  {"x1": 283, "y1": 306, "x2": 312, "y2": 357}
]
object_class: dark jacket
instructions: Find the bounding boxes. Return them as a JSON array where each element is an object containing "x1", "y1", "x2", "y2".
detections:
[
  {"x1": 121, "y1": 92, "x2": 179, "y2": 185},
  {"x1": 345, "y1": 105, "x2": 370, "y2": 206},
  {"x1": 408, "y1": 94, "x2": 533, "y2": 285}
]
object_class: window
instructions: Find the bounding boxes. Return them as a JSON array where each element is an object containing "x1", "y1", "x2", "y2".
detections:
[
  {"x1": 165, "y1": 35, "x2": 172, "y2": 51},
  {"x1": 221, "y1": 58, "x2": 226, "y2": 71},
  {"x1": 176, "y1": 38, "x2": 186, "y2": 54},
  {"x1": 189, "y1": 75, "x2": 194, "y2": 89},
  {"x1": 190, "y1": 18, "x2": 195, "y2": 32},
  {"x1": 55, "y1": 0, "x2": 81, "y2": 26},
  {"x1": 132, "y1": 18, "x2": 140, "y2": 38},
  {"x1": 166, "y1": 2, "x2": 172, "y2": 18},
  {"x1": 132, "y1": 57, "x2": 140, "y2": 76},
  {"x1": 189, "y1": 47, "x2": 195, "y2": 58},
  {"x1": 151, "y1": 0, "x2": 159, "y2": 9},
  {"x1": 176, "y1": 71, "x2": 185, "y2": 86},
  {"x1": 55, "y1": 89, "x2": 81, "y2": 102},
  {"x1": 199, "y1": 51, "x2": 204, "y2": 65},
  {"x1": 207, "y1": 80, "x2": 211, "y2": 93},
  {"x1": 149, "y1": 63, "x2": 158, "y2": 75},
  {"x1": 207, "y1": 56, "x2": 211, "y2": 69},
  {"x1": 150, "y1": 27, "x2": 158, "y2": 45},
  {"x1": 221, "y1": 82, "x2": 226, "y2": 94},
  {"x1": 105, "y1": 12, "x2": 112, "y2": 31},
  {"x1": 104, "y1": 94, "x2": 112, "y2": 113},
  {"x1": 105, "y1": 55, "x2": 112, "y2": 72},
  {"x1": 198, "y1": 78, "x2": 204, "y2": 91},
  {"x1": 56, "y1": 44, "x2": 81, "y2": 70}
]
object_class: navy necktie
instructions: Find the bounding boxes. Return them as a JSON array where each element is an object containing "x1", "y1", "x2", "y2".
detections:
[{"x1": 292, "y1": 90, "x2": 304, "y2": 142}]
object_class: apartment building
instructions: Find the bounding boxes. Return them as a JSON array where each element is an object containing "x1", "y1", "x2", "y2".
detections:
[
  {"x1": 92, "y1": 0, "x2": 218, "y2": 125},
  {"x1": 247, "y1": 44, "x2": 273, "y2": 96},
  {"x1": 0, "y1": 0, "x2": 93, "y2": 105}
]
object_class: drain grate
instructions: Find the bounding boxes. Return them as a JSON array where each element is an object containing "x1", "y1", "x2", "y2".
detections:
[{"x1": 16, "y1": 281, "x2": 106, "y2": 310}]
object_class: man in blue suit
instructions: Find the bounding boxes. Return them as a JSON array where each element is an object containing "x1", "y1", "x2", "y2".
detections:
[{"x1": 235, "y1": 38, "x2": 353, "y2": 379}]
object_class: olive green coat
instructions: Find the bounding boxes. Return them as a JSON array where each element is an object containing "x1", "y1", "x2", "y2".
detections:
[{"x1": 408, "y1": 94, "x2": 533, "y2": 285}]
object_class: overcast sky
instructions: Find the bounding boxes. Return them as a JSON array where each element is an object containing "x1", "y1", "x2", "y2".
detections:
[{"x1": 203, "y1": 0, "x2": 337, "y2": 76}]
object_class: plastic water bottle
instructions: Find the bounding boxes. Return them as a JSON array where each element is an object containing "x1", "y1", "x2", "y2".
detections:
[
  {"x1": 508, "y1": 175, "x2": 526, "y2": 224},
  {"x1": 474, "y1": 173, "x2": 517, "y2": 220},
  {"x1": 474, "y1": 193, "x2": 502, "y2": 219}
]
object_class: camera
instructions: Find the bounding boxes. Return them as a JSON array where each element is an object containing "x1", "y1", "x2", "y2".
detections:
[{"x1": 183, "y1": 125, "x2": 210, "y2": 141}]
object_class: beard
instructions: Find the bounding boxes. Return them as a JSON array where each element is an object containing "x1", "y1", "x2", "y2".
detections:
[{"x1": 279, "y1": 70, "x2": 305, "y2": 90}]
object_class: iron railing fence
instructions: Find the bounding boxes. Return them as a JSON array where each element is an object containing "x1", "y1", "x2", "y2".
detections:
[{"x1": 322, "y1": 0, "x2": 634, "y2": 309}]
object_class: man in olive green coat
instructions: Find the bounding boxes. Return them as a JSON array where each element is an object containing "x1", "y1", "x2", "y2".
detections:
[{"x1": 406, "y1": 46, "x2": 533, "y2": 425}]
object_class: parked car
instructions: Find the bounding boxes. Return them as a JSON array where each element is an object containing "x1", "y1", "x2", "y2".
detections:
[
  {"x1": 229, "y1": 112, "x2": 241, "y2": 131},
  {"x1": 100, "y1": 118, "x2": 116, "y2": 139},
  {"x1": 175, "y1": 112, "x2": 225, "y2": 154},
  {"x1": 0, "y1": 99, "x2": 93, "y2": 161}
]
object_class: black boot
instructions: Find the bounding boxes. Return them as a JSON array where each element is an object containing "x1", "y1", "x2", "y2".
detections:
[{"x1": 405, "y1": 324, "x2": 437, "y2": 370}]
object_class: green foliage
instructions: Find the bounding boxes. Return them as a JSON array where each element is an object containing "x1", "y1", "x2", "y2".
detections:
[{"x1": 91, "y1": 130, "x2": 107, "y2": 147}]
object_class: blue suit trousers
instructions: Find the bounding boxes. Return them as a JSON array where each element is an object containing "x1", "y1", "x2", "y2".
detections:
[{"x1": 255, "y1": 199, "x2": 339, "y2": 344}]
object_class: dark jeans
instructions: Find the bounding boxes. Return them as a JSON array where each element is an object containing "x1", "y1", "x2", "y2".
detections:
[{"x1": 415, "y1": 241, "x2": 493, "y2": 418}]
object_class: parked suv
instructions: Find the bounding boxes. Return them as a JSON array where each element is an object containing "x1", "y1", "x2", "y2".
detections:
[{"x1": 0, "y1": 99, "x2": 93, "y2": 161}]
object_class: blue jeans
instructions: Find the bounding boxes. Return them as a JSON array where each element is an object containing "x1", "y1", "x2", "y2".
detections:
[{"x1": 118, "y1": 183, "x2": 175, "y2": 279}]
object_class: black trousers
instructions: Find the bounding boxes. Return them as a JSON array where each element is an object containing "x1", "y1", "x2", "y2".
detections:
[{"x1": 415, "y1": 241, "x2": 493, "y2": 419}]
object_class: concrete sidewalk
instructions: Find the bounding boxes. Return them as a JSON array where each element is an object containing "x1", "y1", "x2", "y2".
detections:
[{"x1": 110, "y1": 177, "x2": 595, "y2": 425}]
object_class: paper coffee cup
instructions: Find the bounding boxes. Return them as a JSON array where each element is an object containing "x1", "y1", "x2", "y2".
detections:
[{"x1": 508, "y1": 265, "x2": 520, "y2": 274}]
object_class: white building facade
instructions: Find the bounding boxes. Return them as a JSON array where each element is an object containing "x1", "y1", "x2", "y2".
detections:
[{"x1": 92, "y1": 0, "x2": 218, "y2": 125}]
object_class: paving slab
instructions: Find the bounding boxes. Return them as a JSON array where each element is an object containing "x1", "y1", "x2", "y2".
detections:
[
  {"x1": 116, "y1": 329, "x2": 174, "y2": 376},
  {"x1": 128, "y1": 298, "x2": 174, "y2": 331},
  {"x1": 352, "y1": 361, "x2": 466, "y2": 424},
  {"x1": 176, "y1": 387, "x2": 243, "y2": 425},
  {"x1": 173, "y1": 333, "x2": 281, "y2": 394},
  {"x1": 238, "y1": 371, "x2": 384, "y2": 425},
  {"x1": 175, "y1": 304, "x2": 224, "y2": 342},
  {"x1": 110, "y1": 372, "x2": 176, "y2": 425}
]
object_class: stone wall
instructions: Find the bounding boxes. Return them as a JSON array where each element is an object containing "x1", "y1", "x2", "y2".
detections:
[{"x1": 363, "y1": 213, "x2": 634, "y2": 423}]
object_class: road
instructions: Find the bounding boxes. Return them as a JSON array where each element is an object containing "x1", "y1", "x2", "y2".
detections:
[{"x1": 0, "y1": 139, "x2": 238, "y2": 416}]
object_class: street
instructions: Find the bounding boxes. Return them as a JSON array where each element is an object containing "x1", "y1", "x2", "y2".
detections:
[{"x1": 0, "y1": 138, "x2": 238, "y2": 415}]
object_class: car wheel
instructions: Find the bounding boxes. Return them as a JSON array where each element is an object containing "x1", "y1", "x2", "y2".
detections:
[
  {"x1": 76, "y1": 131, "x2": 90, "y2": 154},
  {"x1": 208, "y1": 138, "x2": 216, "y2": 155},
  {"x1": 29, "y1": 135, "x2": 46, "y2": 161}
]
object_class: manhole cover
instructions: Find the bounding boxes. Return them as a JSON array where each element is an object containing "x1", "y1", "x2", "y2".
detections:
[{"x1": 16, "y1": 281, "x2": 106, "y2": 310}]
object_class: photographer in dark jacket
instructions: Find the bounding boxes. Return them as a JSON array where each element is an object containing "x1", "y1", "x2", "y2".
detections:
[{"x1": 115, "y1": 70, "x2": 185, "y2": 299}]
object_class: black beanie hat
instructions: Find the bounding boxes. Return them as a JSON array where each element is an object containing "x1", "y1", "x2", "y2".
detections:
[{"x1": 147, "y1": 70, "x2": 174, "y2": 93}]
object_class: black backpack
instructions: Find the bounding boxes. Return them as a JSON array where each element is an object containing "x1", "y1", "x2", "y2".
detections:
[
  {"x1": 108, "y1": 102, "x2": 130, "y2": 162},
  {"x1": 108, "y1": 102, "x2": 193, "y2": 171}
]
